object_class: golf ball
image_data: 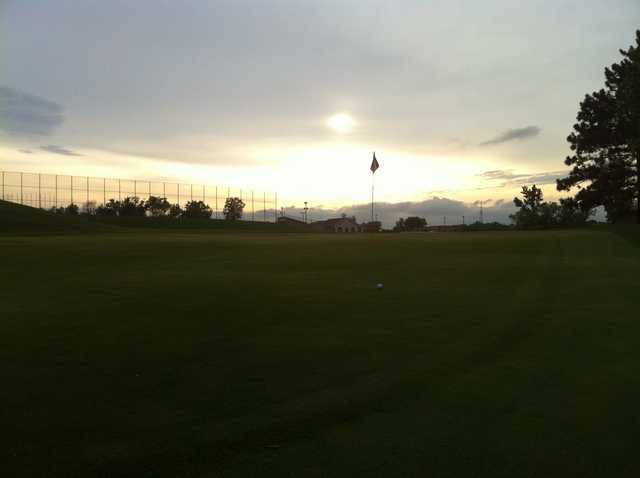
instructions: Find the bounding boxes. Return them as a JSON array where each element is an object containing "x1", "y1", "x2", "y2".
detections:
[{"x1": 377, "y1": 283, "x2": 383, "y2": 289}]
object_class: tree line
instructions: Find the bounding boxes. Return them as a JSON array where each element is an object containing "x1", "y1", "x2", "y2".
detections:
[
  {"x1": 510, "y1": 185, "x2": 591, "y2": 229},
  {"x1": 510, "y1": 30, "x2": 639, "y2": 228},
  {"x1": 50, "y1": 196, "x2": 246, "y2": 220}
]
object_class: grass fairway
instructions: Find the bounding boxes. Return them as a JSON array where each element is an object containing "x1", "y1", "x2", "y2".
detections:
[{"x1": 2, "y1": 226, "x2": 640, "y2": 477}]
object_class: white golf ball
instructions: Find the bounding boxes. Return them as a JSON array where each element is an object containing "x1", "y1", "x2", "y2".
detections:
[{"x1": 377, "y1": 283, "x2": 383, "y2": 289}]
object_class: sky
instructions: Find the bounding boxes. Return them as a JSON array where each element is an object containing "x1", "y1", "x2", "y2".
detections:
[{"x1": 1, "y1": 0, "x2": 639, "y2": 225}]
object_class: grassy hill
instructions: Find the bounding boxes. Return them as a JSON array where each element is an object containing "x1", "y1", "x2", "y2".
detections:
[
  {"x1": 0, "y1": 200, "x2": 306, "y2": 234},
  {"x1": 2, "y1": 227, "x2": 640, "y2": 477},
  {"x1": 0, "y1": 199, "x2": 114, "y2": 234}
]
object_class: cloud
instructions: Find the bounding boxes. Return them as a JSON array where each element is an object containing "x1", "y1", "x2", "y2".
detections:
[
  {"x1": 477, "y1": 169, "x2": 566, "y2": 187},
  {"x1": 479, "y1": 126, "x2": 541, "y2": 146},
  {"x1": 0, "y1": 86, "x2": 64, "y2": 136},
  {"x1": 275, "y1": 196, "x2": 518, "y2": 228},
  {"x1": 40, "y1": 145, "x2": 83, "y2": 156},
  {"x1": 18, "y1": 149, "x2": 33, "y2": 154}
]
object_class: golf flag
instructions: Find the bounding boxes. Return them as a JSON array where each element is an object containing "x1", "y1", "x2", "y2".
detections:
[{"x1": 370, "y1": 152, "x2": 379, "y2": 174}]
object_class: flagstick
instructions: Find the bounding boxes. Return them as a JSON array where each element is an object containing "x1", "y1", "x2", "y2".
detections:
[{"x1": 371, "y1": 170, "x2": 374, "y2": 223}]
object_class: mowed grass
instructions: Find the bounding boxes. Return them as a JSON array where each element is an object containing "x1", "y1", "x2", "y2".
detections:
[{"x1": 2, "y1": 227, "x2": 640, "y2": 477}]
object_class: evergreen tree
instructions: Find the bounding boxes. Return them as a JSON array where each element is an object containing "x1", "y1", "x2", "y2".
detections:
[{"x1": 557, "y1": 30, "x2": 640, "y2": 223}]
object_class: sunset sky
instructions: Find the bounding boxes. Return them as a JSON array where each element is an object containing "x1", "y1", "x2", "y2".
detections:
[{"x1": 1, "y1": 0, "x2": 639, "y2": 223}]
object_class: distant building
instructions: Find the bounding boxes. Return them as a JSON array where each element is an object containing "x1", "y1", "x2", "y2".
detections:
[
  {"x1": 277, "y1": 216, "x2": 307, "y2": 226},
  {"x1": 361, "y1": 221, "x2": 381, "y2": 233},
  {"x1": 310, "y1": 216, "x2": 360, "y2": 233},
  {"x1": 425, "y1": 225, "x2": 466, "y2": 232}
]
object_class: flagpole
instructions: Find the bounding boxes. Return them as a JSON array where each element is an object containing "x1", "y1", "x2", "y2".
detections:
[
  {"x1": 371, "y1": 170, "x2": 374, "y2": 223},
  {"x1": 369, "y1": 151, "x2": 379, "y2": 224}
]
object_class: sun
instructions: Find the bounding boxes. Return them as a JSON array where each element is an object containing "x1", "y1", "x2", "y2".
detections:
[{"x1": 327, "y1": 113, "x2": 355, "y2": 134}]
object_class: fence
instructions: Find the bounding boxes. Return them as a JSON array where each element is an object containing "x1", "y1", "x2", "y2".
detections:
[{"x1": 0, "y1": 170, "x2": 278, "y2": 221}]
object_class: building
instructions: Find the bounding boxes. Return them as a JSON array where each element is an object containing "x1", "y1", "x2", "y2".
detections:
[
  {"x1": 277, "y1": 216, "x2": 307, "y2": 226},
  {"x1": 361, "y1": 221, "x2": 381, "y2": 233},
  {"x1": 310, "y1": 216, "x2": 360, "y2": 233},
  {"x1": 425, "y1": 225, "x2": 466, "y2": 232}
]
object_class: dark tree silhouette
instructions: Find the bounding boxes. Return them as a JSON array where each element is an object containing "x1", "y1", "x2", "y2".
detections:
[
  {"x1": 96, "y1": 199, "x2": 120, "y2": 216},
  {"x1": 223, "y1": 197, "x2": 245, "y2": 220},
  {"x1": 118, "y1": 197, "x2": 147, "y2": 216},
  {"x1": 557, "y1": 30, "x2": 640, "y2": 223},
  {"x1": 64, "y1": 203, "x2": 79, "y2": 215},
  {"x1": 514, "y1": 185, "x2": 544, "y2": 213},
  {"x1": 511, "y1": 185, "x2": 590, "y2": 228},
  {"x1": 183, "y1": 200, "x2": 212, "y2": 219},
  {"x1": 81, "y1": 201, "x2": 98, "y2": 215},
  {"x1": 404, "y1": 216, "x2": 427, "y2": 231},
  {"x1": 393, "y1": 217, "x2": 427, "y2": 232},
  {"x1": 145, "y1": 196, "x2": 171, "y2": 217},
  {"x1": 48, "y1": 206, "x2": 65, "y2": 215},
  {"x1": 168, "y1": 203, "x2": 182, "y2": 218}
]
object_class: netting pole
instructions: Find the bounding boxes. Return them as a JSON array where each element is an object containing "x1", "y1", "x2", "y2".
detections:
[
  {"x1": 163, "y1": 182, "x2": 166, "y2": 199},
  {"x1": 55, "y1": 175, "x2": 58, "y2": 208},
  {"x1": 177, "y1": 184, "x2": 180, "y2": 206},
  {"x1": 263, "y1": 192, "x2": 266, "y2": 222},
  {"x1": 275, "y1": 192, "x2": 277, "y2": 222},
  {"x1": 148, "y1": 181, "x2": 151, "y2": 200},
  {"x1": 70, "y1": 175, "x2": 73, "y2": 205},
  {"x1": 252, "y1": 190, "x2": 255, "y2": 221},
  {"x1": 202, "y1": 184, "x2": 205, "y2": 202},
  {"x1": 20, "y1": 172, "x2": 23, "y2": 205},
  {"x1": 118, "y1": 179, "x2": 121, "y2": 201},
  {"x1": 86, "y1": 176, "x2": 89, "y2": 205},
  {"x1": 1, "y1": 171, "x2": 4, "y2": 200},
  {"x1": 215, "y1": 186, "x2": 218, "y2": 218},
  {"x1": 134, "y1": 180, "x2": 137, "y2": 198},
  {"x1": 103, "y1": 178, "x2": 106, "y2": 205},
  {"x1": 190, "y1": 184, "x2": 193, "y2": 202}
]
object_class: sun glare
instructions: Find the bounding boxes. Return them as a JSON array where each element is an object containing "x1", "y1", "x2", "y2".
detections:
[{"x1": 327, "y1": 113, "x2": 355, "y2": 134}]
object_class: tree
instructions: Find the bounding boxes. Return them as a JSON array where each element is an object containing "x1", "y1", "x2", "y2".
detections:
[
  {"x1": 64, "y1": 203, "x2": 79, "y2": 215},
  {"x1": 557, "y1": 30, "x2": 640, "y2": 223},
  {"x1": 558, "y1": 197, "x2": 591, "y2": 226},
  {"x1": 183, "y1": 200, "x2": 212, "y2": 219},
  {"x1": 404, "y1": 216, "x2": 427, "y2": 231},
  {"x1": 145, "y1": 196, "x2": 171, "y2": 217},
  {"x1": 514, "y1": 184, "x2": 544, "y2": 212},
  {"x1": 223, "y1": 197, "x2": 245, "y2": 220},
  {"x1": 96, "y1": 199, "x2": 120, "y2": 216},
  {"x1": 511, "y1": 185, "x2": 544, "y2": 227},
  {"x1": 81, "y1": 201, "x2": 98, "y2": 215},
  {"x1": 168, "y1": 203, "x2": 182, "y2": 218},
  {"x1": 511, "y1": 185, "x2": 590, "y2": 228},
  {"x1": 119, "y1": 196, "x2": 147, "y2": 216},
  {"x1": 393, "y1": 216, "x2": 427, "y2": 232}
]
